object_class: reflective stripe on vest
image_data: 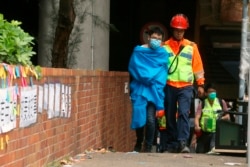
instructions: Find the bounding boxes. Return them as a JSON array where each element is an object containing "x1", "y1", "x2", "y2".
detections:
[
  {"x1": 163, "y1": 45, "x2": 194, "y2": 83},
  {"x1": 200, "y1": 98, "x2": 222, "y2": 132}
]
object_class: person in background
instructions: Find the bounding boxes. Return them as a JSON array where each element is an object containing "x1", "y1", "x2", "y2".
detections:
[
  {"x1": 162, "y1": 13, "x2": 205, "y2": 153},
  {"x1": 128, "y1": 26, "x2": 169, "y2": 152},
  {"x1": 192, "y1": 83, "x2": 230, "y2": 153}
]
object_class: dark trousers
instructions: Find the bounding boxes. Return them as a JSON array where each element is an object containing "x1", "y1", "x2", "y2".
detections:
[
  {"x1": 196, "y1": 131, "x2": 215, "y2": 153},
  {"x1": 135, "y1": 102, "x2": 156, "y2": 148},
  {"x1": 164, "y1": 85, "x2": 193, "y2": 150}
]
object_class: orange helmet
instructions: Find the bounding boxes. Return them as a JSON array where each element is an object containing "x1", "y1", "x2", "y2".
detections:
[{"x1": 170, "y1": 14, "x2": 189, "y2": 29}]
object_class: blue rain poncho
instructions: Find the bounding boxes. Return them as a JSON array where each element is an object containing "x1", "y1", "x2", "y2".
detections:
[{"x1": 128, "y1": 45, "x2": 169, "y2": 129}]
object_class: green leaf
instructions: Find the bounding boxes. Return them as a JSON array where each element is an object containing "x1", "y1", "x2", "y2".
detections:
[{"x1": 0, "y1": 13, "x2": 36, "y2": 66}]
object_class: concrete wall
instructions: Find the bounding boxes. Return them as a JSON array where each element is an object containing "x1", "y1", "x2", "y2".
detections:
[
  {"x1": 38, "y1": 0, "x2": 110, "y2": 70},
  {"x1": 75, "y1": 0, "x2": 110, "y2": 70},
  {"x1": 0, "y1": 67, "x2": 135, "y2": 166}
]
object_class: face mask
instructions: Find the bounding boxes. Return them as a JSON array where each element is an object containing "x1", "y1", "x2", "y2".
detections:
[
  {"x1": 149, "y1": 39, "x2": 161, "y2": 49},
  {"x1": 208, "y1": 92, "x2": 216, "y2": 100}
]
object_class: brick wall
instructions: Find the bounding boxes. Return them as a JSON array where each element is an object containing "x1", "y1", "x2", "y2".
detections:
[{"x1": 0, "y1": 67, "x2": 135, "y2": 167}]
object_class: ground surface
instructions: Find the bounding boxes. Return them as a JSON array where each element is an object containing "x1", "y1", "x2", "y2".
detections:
[{"x1": 70, "y1": 151, "x2": 248, "y2": 167}]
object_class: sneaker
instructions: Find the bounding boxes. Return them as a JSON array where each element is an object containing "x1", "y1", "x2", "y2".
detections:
[
  {"x1": 180, "y1": 146, "x2": 190, "y2": 153},
  {"x1": 179, "y1": 141, "x2": 190, "y2": 153}
]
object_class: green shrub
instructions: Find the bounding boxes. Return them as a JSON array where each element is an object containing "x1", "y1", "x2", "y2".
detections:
[{"x1": 0, "y1": 13, "x2": 36, "y2": 66}]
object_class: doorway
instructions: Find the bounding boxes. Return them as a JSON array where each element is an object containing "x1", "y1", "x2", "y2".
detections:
[{"x1": 109, "y1": 0, "x2": 197, "y2": 71}]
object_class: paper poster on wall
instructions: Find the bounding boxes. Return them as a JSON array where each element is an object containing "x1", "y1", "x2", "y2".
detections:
[
  {"x1": 48, "y1": 84, "x2": 55, "y2": 119},
  {"x1": 19, "y1": 86, "x2": 38, "y2": 128},
  {"x1": 54, "y1": 83, "x2": 61, "y2": 117},
  {"x1": 65, "y1": 85, "x2": 69, "y2": 118},
  {"x1": 60, "y1": 84, "x2": 67, "y2": 117},
  {"x1": 67, "y1": 86, "x2": 72, "y2": 118},
  {"x1": 43, "y1": 84, "x2": 48, "y2": 110},
  {"x1": 38, "y1": 85, "x2": 43, "y2": 113},
  {"x1": 0, "y1": 87, "x2": 17, "y2": 133},
  {"x1": 60, "y1": 84, "x2": 71, "y2": 118}
]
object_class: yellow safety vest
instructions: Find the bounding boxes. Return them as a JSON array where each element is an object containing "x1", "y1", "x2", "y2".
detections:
[
  {"x1": 200, "y1": 98, "x2": 222, "y2": 132},
  {"x1": 163, "y1": 45, "x2": 194, "y2": 83}
]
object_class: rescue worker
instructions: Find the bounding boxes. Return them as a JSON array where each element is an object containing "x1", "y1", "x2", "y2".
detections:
[
  {"x1": 162, "y1": 13, "x2": 205, "y2": 153},
  {"x1": 193, "y1": 83, "x2": 230, "y2": 153},
  {"x1": 128, "y1": 27, "x2": 169, "y2": 152}
]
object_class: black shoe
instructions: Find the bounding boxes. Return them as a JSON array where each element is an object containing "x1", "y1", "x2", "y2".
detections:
[
  {"x1": 133, "y1": 143, "x2": 142, "y2": 152},
  {"x1": 179, "y1": 141, "x2": 190, "y2": 153},
  {"x1": 144, "y1": 145, "x2": 152, "y2": 153},
  {"x1": 164, "y1": 147, "x2": 177, "y2": 153},
  {"x1": 156, "y1": 144, "x2": 162, "y2": 153}
]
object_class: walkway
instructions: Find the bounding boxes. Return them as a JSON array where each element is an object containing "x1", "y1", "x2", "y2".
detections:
[{"x1": 70, "y1": 151, "x2": 247, "y2": 167}]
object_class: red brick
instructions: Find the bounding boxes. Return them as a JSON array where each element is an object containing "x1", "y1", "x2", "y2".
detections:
[{"x1": 0, "y1": 67, "x2": 134, "y2": 166}]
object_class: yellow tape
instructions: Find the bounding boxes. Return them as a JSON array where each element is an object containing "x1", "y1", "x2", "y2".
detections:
[
  {"x1": 13, "y1": 108, "x2": 17, "y2": 116},
  {"x1": 5, "y1": 135, "x2": 9, "y2": 145},
  {"x1": 29, "y1": 67, "x2": 38, "y2": 79},
  {"x1": 17, "y1": 104, "x2": 20, "y2": 116},
  {"x1": 0, "y1": 66, "x2": 6, "y2": 79},
  {"x1": 21, "y1": 66, "x2": 27, "y2": 77},
  {"x1": 0, "y1": 137, "x2": 3, "y2": 150}
]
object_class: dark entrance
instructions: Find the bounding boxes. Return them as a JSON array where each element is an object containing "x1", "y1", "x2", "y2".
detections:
[{"x1": 109, "y1": 0, "x2": 197, "y2": 71}]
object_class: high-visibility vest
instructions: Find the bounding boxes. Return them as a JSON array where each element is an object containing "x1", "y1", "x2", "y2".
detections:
[
  {"x1": 163, "y1": 44, "x2": 194, "y2": 84},
  {"x1": 200, "y1": 98, "x2": 222, "y2": 132}
]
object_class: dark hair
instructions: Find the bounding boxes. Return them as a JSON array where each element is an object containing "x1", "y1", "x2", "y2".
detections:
[
  {"x1": 204, "y1": 83, "x2": 217, "y2": 92},
  {"x1": 146, "y1": 27, "x2": 164, "y2": 36}
]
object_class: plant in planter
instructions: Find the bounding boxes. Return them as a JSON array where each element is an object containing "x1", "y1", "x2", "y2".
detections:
[{"x1": 0, "y1": 13, "x2": 41, "y2": 79}]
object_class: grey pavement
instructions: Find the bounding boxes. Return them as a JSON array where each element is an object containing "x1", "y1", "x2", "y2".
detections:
[{"x1": 71, "y1": 151, "x2": 248, "y2": 167}]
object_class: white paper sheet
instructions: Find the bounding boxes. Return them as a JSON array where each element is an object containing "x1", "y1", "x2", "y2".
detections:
[
  {"x1": 54, "y1": 83, "x2": 61, "y2": 117},
  {"x1": 0, "y1": 87, "x2": 17, "y2": 133},
  {"x1": 67, "y1": 86, "x2": 72, "y2": 118},
  {"x1": 38, "y1": 85, "x2": 43, "y2": 113},
  {"x1": 48, "y1": 84, "x2": 55, "y2": 119},
  {"x1": 43, "y1": 84, "x2": 48, "y2": 110},
  {"x1": 19, "y1": 86, "x2": 38, "y2": 128},
  {"x1": 60, "y1": 84, "x2": 71, "y2": 118},
  {"x1": 60, "y1": 84, "x2": 66, "y2": 117}
]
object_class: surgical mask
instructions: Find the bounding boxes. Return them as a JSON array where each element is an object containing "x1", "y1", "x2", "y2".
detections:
[
  {"x1": 208, "y1": 92, "x2": 216, "y2": 100},
  {"x1": 149, "y1": 39, "x2": 161, "y2": 49}
]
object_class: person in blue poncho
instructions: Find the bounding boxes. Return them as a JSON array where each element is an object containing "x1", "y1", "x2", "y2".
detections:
[{"x1": 128, "y1": 27, "x2": 169, "y2": 152}]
